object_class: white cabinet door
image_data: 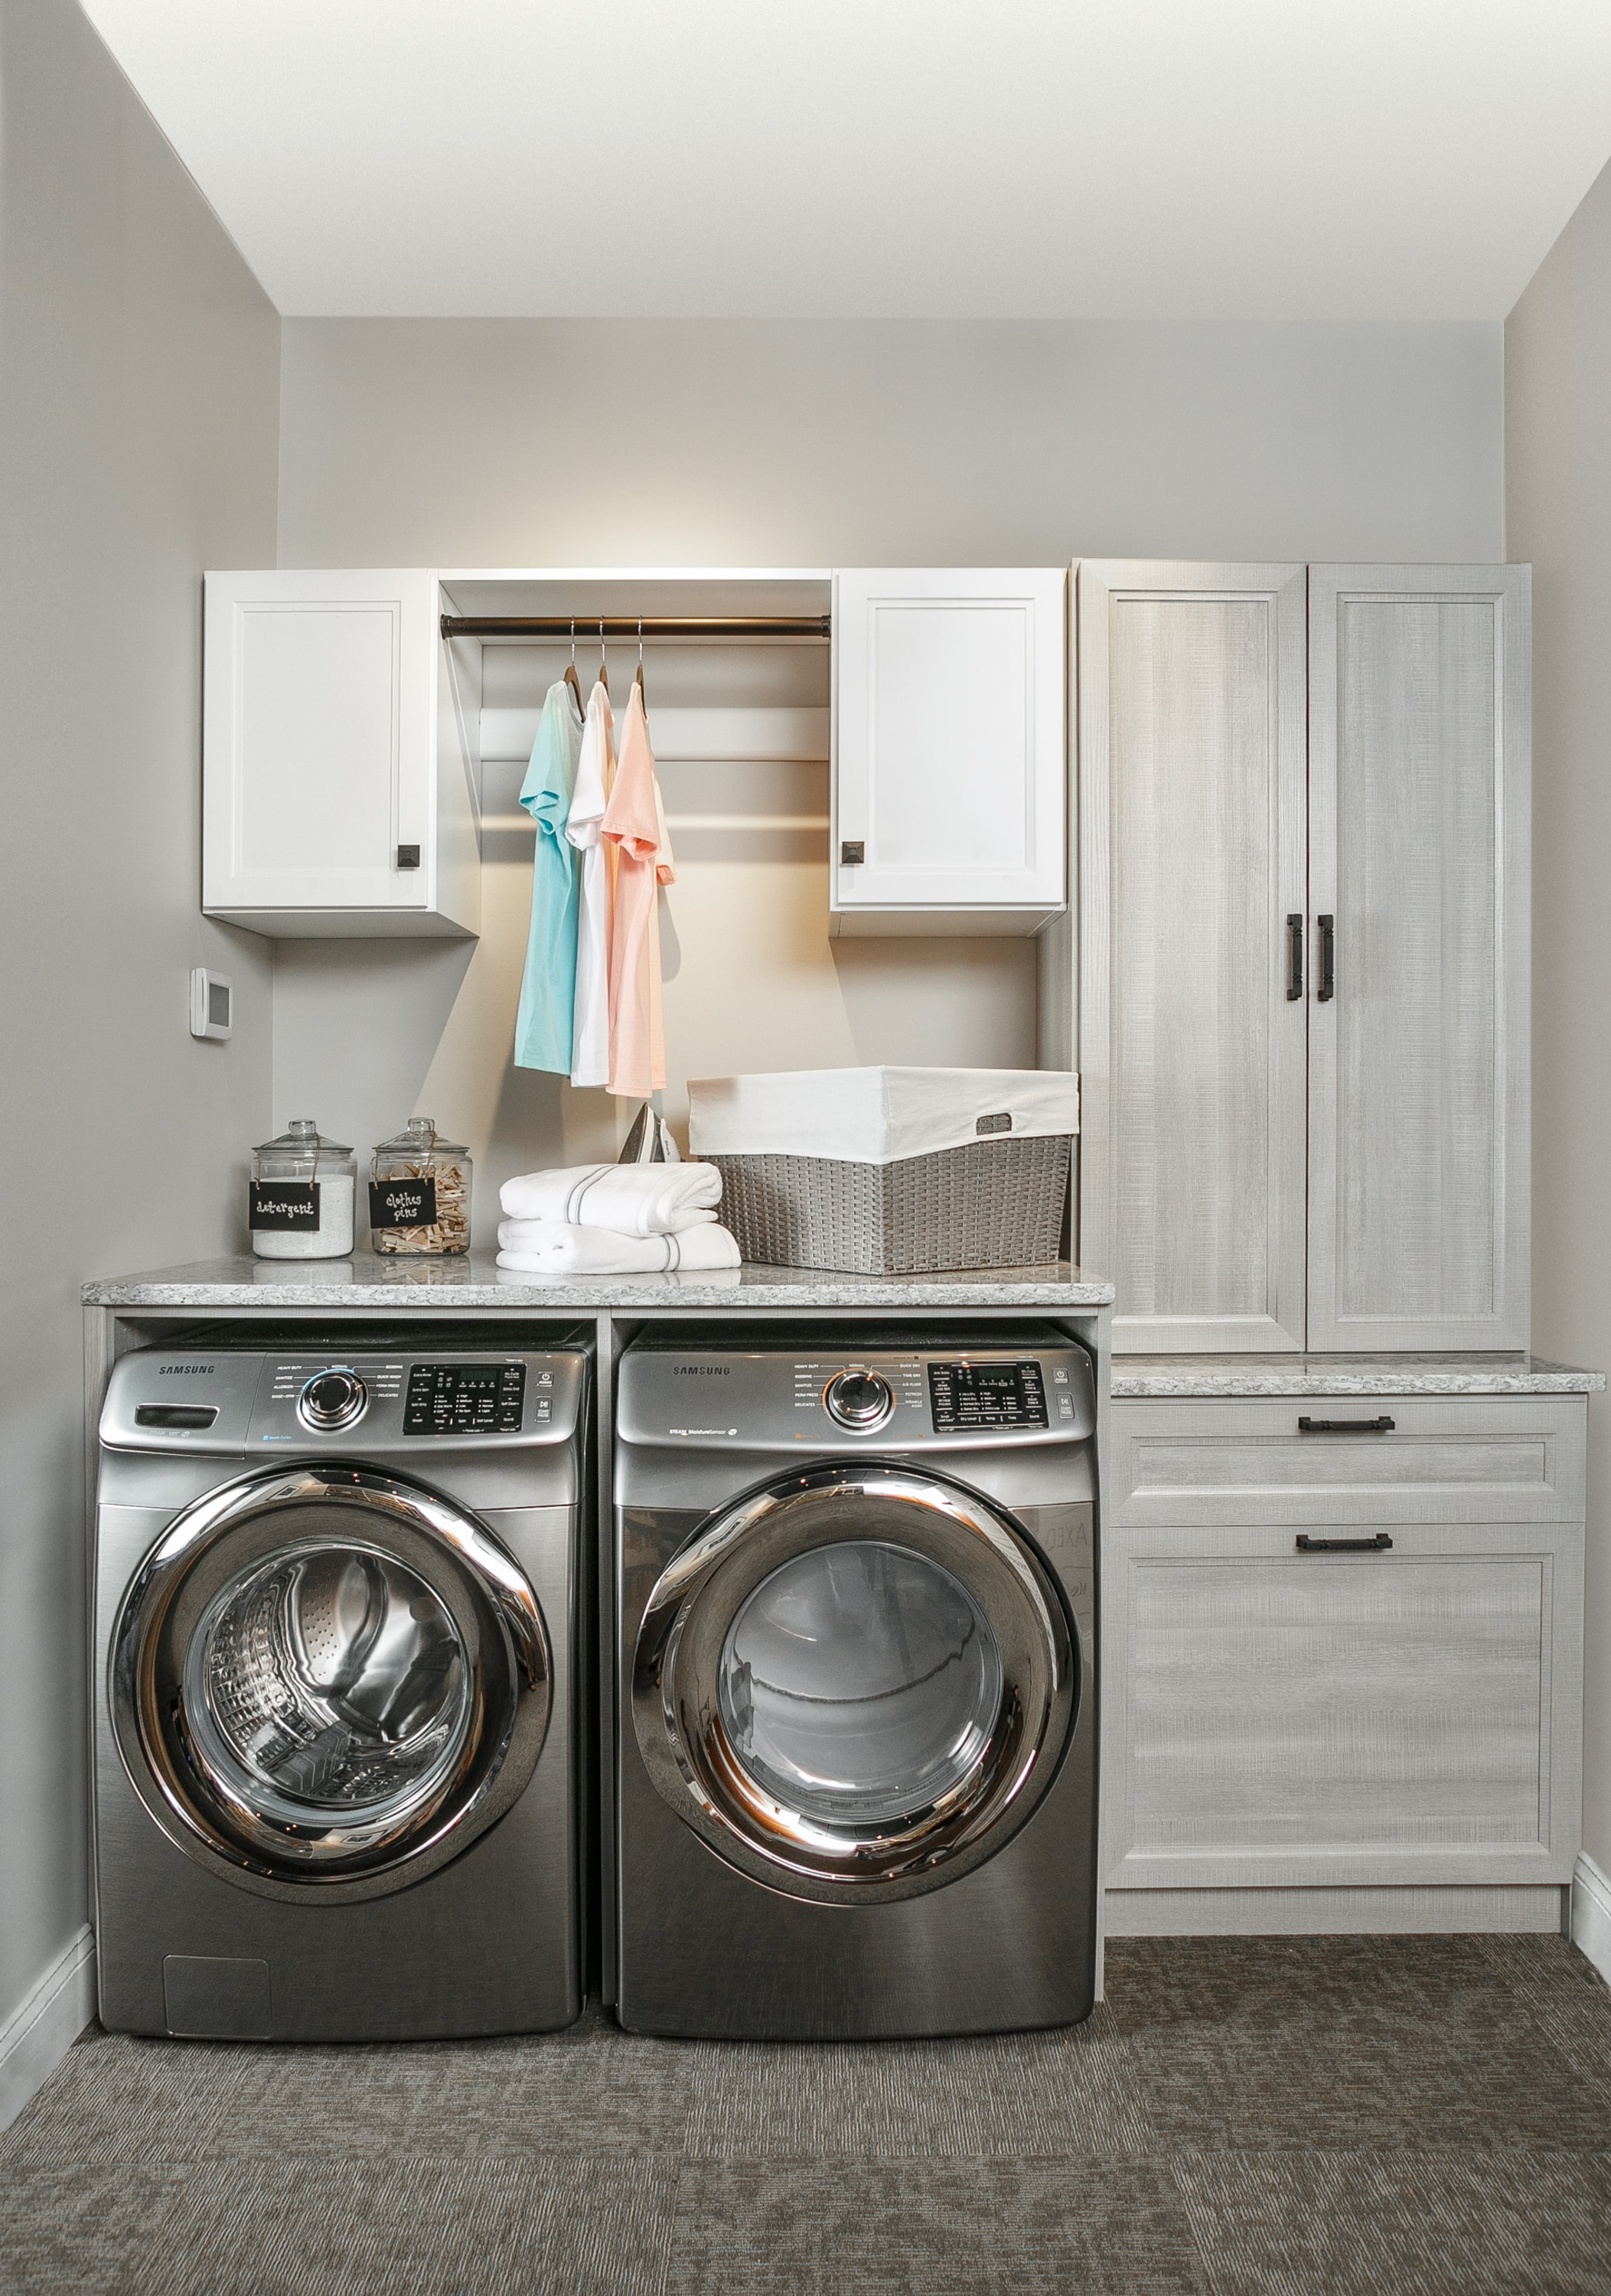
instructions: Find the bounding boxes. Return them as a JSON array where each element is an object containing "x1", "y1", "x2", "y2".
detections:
[
  {"x1": 1104, "y1": 1514, "x2": 1583, "y2": 1894},
  {"x1": 203, "y1": 569, "x2": 478, "y2": 938},
  {"x1": 830, "y1": 568, "x2": 1066, "y2": 931},
  {"x1": 1307, "y1": 566, "x2": 1530, "y2": 1350},
  {"x1": 1078, "y1": 563, "x2": 1309, "y2": 1352}
]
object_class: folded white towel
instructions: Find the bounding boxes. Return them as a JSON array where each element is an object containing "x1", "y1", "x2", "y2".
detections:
[
  {"x1": 495, "y1": 1221, "x2": 741, "y2": 1275},
  {"x1": 499, "y1": 1160, "x2": 720, "y2": 1237}
]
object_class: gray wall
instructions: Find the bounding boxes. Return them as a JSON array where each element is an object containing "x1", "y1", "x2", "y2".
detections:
[
  {"x1": 1506, "y1": 161, "x2": 1611, "y2": 1881},
  {"x1": 0, "y1": 0, "x2": 279, "y2": 2068},
  {"x1": 275, "y1": 317, "x2": 1505, "y2": 1216}
]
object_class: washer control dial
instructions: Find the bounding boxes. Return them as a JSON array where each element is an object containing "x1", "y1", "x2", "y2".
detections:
[
  {"x1": 823, "y1": 1368, "x2": 894, "y2": 1430},
  {"x1": 298, "y1": 1368, "x2": 368, "y2": 1431}
]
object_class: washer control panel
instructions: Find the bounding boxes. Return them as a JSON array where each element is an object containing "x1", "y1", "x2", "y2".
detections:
[
  {"x1": 404, "y1": 1362, "x2": 530, "y2": 1436},
  {"x1": 928, "y1": 1358, "x2": 1048, "y2": 1431},
  {"x1": 100, "y1": 1348, "x2": 583, "y2": 1453}
]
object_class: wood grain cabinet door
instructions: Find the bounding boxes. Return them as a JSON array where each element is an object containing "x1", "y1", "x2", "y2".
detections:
[
  {"x1": 1078, "y1": 563, "x2": 1309, "y2": 1352},
  {"x1": 1306, "y1": 566, "x2": 1531, "y2": 1351},
  {"x1": 1104, "y1": 1516, "x2": 1582, "y2": 1893}
]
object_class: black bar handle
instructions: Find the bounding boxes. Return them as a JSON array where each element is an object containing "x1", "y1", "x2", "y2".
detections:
[
  {"x1": 1317, "y1": 913, "x2": 1335, "y2": 1001},
  {"x1": 1296, "y1": 1532, "x2": 1394, "y2": 1554},
  {"x1": 1286, "y1": 913, "x2": 1303, "y2": 1000},
  {"x1": 1297, "y1": 1414, "x2": 1395, "y2": 1434}
]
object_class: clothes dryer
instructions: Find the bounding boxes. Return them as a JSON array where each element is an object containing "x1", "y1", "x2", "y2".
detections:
[
  {"x1": 614, "y1": 1326, "x2": 1097, "y2": 2040},
  {"x1": 94, "y1": 1326, "x2": 589, "y2": 2041}
]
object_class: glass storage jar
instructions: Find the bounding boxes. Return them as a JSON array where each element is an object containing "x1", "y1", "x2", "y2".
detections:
[
  {"x1": 249, "y1": 1121, "x2": 356, "y2": 1259},
  {"x1": 370, "y1": 1117, "x2": 471, "y2": 1255}
]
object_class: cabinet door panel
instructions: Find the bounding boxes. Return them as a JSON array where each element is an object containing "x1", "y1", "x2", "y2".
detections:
[
  {"x1": 1104, "y1": 1519, "x2": 1581, "y2": 1891},
  {"x1": 1308, "y1": 566, "x2": 1530, "y2": 1350},
  {"x1": 832, "y1": 567, "x2": 1065, "y2": 922},
  {"x1": 1079, "y1": 564, "x2": 1308, "y2": 1352},
  {"x1": 204, "y1": 569, "x2": 436, "y2": 921}
]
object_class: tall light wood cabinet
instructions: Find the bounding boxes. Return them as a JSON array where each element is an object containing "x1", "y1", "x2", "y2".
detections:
[
  {"x1": 1307, "y1": 566, "x2": 1531, "y2": 1350},
  {"x1": 1075, "y1": 564, "x2": 1309, "y2": 1353},
  {"x1": 1063, "y1": 559, "x2": 1531, "y2": 1354}
]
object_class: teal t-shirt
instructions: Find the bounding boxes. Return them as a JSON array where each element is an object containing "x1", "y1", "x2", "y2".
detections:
[{"x1": 514, "y1": 681, "x2": 585, "y2": 1072}]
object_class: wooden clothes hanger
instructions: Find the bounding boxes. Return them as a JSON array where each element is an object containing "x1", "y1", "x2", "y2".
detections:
[
  {"x1": 563, "y1": 618, "x2": 585, "y2": 717},
  {"x1": 634, "y1": 616, "x2": 647, "y2": 715},
  {"x1": 598, "y1": 615, "x2": 608, "y2": 694}
]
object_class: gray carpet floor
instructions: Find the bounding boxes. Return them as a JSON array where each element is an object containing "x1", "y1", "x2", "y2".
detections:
[{"x1": 4, "y1": 1934, "x2": 1611, "y2": 2294}]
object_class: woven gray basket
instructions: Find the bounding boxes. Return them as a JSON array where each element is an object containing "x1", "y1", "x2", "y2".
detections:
[{"x1": 710, "y1": 1135, "x2": 1071, "y2": 1274}]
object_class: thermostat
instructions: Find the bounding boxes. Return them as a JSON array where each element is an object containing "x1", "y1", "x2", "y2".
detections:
[{"x1": 189, "y1": 967, "x2": 233, "y2": 1041}]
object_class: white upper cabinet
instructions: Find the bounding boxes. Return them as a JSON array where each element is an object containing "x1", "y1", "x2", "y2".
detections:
[
  {"x1": 1307, "y1": 565, "x2": 1531, "y2": 1351},
  {"x1": 203, "y1": 569, "x2": 480, "y2": 938},
  {"x1": 830, "y1": 568, "x2": 1067, "y2": 934}
]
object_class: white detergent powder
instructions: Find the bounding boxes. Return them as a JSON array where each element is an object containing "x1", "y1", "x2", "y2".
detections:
[{"x1": 252, "y1": 1174, "x2": 356, "y2": 1259}]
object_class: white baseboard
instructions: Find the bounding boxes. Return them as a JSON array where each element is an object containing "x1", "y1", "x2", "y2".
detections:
[
  {"x1": 1571, "y1": 1852, "x2": 1611, "y2": 1989},
  {"x1": 1105, "y1": 1883, "x2": 1564, "y2": 1936},
  {"x1": 0, "y1": 1926, "x2": 96, "y2": 2135}
]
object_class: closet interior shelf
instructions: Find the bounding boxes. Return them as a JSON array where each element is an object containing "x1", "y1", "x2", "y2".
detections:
[{"x1": 439, "y1": 614, "x2": 831, "y2": 641}]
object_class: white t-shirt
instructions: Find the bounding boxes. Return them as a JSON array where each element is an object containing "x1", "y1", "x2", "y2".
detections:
[{"x1": 566, "y1": 680, "x2": 615, "y2": 1088}]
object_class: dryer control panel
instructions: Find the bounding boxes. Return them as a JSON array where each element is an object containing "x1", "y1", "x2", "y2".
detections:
[{"x1": 617, "y1": 1339, "x2": 1094, "y2": 1454}]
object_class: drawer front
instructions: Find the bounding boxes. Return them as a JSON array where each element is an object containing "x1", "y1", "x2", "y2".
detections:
[
  {"x1": 1107, "y1": 1395, "x2": 1586, "y2": 1526},
  {"x1": 1101, "y1": 1518, "x2": 1583, "y2": 1893}
]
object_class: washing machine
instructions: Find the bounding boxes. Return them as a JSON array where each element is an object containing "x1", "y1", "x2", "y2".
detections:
[
  {"x1": 613, "y1": 1324, "x2": 1097, "y2": 2040},
  {"x1": 94, "y1": 1324, "x2": 590, "y2": 2042}
]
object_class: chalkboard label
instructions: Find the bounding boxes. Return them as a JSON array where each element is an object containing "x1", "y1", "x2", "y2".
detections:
[
  {"x1": 249, "y1": 1181, "x2": 321, "y2": 1231},
  {"x1": 370, "y1": 1177, "x2": 437, "y2": 1228}
]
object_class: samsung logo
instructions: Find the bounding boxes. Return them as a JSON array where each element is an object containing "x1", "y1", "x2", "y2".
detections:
[
  {"x1": 159, "y1": 1365, "x2": 214, "y2": 1375},
  {"x1": 673, "y1": 1366, "x2": 729, "y2": 1377}
]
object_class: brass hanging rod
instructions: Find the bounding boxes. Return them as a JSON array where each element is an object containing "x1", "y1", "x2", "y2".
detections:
[{"x1": 439, "y1": 613, "x2": 831, "y2": 641}]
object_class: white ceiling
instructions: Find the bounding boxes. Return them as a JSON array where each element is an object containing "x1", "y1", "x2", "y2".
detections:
[{"x1": 82, "y1": 0, "x2": 1611, "y2": 321}]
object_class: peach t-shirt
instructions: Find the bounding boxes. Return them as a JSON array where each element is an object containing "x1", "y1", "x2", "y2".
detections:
[{"x1": 602, "y1": 680, "x2": 667, "y2": 1097}]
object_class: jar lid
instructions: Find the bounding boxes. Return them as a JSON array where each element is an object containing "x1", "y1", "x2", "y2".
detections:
[
  {"x1": 253, "y1": 1117, "x2": 352, "y2": 1155},
  {"x1": 372, "y1": 1115, "x2": 468, "y2": 1158}
]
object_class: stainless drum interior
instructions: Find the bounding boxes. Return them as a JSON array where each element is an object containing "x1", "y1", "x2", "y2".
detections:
[
  {"x1": 113, "y1": 1463, "x2": 551, "y2": 1900},
  {"x1": 634, "y1": 1465, "x2": 1075, "y2": 1903}
]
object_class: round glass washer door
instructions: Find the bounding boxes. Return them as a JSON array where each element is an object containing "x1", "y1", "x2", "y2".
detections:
[
  {"x1": 112, "y1": 1463, "x2": 550, "y2": 1903},
  {"x1": 633, "y1": 1465, "x2": 1075, "y2": 1903}
]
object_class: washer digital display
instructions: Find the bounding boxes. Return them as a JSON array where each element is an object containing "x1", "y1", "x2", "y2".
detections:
[
  {"x1": 404, "y1": 1363, "x2": 525, "y2": 1435},
  {"x1": 928, "y1": 1359, "x2": 1048, "y2": 1431}
]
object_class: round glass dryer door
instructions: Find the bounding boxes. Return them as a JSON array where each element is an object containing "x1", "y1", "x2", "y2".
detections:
[
  {"x1": 633, "y1": 1466, "x2": 1075, "y2": 1903},
  {"x1": 113, "y1": 1463, "x2": 550, "y2": 1903}
]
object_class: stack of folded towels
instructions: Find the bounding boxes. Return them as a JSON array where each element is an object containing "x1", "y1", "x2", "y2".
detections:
[{"x1": 496, "y1": 1160, "x2": 741, "y2": 1274}]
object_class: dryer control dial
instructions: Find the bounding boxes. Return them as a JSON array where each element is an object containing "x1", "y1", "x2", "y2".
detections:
[
  {"x1": 823, "y1": 1368, "x2": 894, "y2": 1430},
  {"x1": 298, "y1": 1368, "x2": 368, "y2": 1431}
]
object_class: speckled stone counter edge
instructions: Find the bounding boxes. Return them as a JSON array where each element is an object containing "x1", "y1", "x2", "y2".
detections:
[
  {"x1": 1112, "y1": 1353, "x2": 1603, "y2": 1396},
  {"x1": 81, "y1": 1254, "x2": 1117, "y2": 1311}
]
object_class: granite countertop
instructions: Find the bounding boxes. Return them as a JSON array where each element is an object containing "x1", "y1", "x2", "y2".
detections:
[
  {"x1": 1112, "y1": 1352, "x2": 1604, "y2": 1397},
  {"x1": 83, "y1": 1254, "x2": 1117, "y2": 1311}
]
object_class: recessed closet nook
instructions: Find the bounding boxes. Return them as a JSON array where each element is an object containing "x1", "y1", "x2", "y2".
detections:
[{"x1": 204, "y1": 566, "x2": 1063, "y2": 1195}]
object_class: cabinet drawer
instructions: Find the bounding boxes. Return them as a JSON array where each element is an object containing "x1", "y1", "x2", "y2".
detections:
[
  {"x1": 1102, "y1": 1517, "x2": 1583, "y2": 1893},
  {"x1": 1107, "y1": 1395, "x2": 1586, "y2": 1526}
]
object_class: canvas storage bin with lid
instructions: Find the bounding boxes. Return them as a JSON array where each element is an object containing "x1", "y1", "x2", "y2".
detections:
[
  {"x1": 686, "y1": 1067, "x2": 1079, "y2": 1274},
  {"x1": 249, "y1": 1121, "x2": 355, "y2": 1260},
  {"x1": 369, "y1": 1117, "x2": 471, "y2": 1255}
]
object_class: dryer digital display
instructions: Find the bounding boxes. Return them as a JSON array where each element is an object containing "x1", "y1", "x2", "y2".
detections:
[
  {"x1": 927, "y1": 1359, "x2": 1048, "y2": 1430},
  {"x1": 404, "y1": 1363, "x2": 526, "y2": 1434}
]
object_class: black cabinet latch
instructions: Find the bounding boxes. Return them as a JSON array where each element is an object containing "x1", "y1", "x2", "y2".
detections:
[
  {"x1": 840, "y1": 840, "x2": 865, "y2": 866},
  {"x1": 396, "y1": 844, "x2": 421, "y2": 869}
]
